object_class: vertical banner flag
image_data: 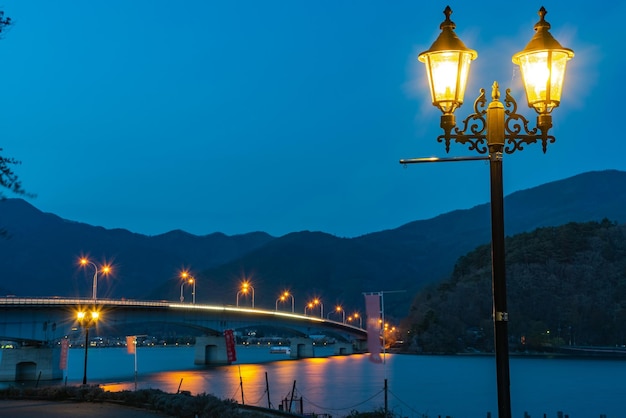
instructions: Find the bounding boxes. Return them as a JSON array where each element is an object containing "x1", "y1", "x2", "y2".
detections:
[
  {"x1": 126, "y1": 336, "x2": 136, "y2": 354},
  {"x1": 224, "y1": 329, "x2": 237, "y2": 362},
  {"x1": 365, "y1": 293, "x2": 383, "y2": 363},
  {"x1": 59, "y1": 339, "x2": 69, "y2": 370}
]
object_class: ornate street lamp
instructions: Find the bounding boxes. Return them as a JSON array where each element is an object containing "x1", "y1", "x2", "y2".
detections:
[
  {"x1": 403, "y1": 7, "x2": 573, "y2": 418},
  {"x1": 76, "y1": 309, "x2": 100, "y2": 385}
]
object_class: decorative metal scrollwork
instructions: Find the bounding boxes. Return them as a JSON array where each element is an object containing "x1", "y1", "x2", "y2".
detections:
[
  {"x1": 503, "y1": 88, "x2": 554, "y2": 154},
  {"x1": 438, "y1": 85, "x2": 555, "y2": 155},
  {"x1": 437, "y1": 88, "x2": 488, "y2": 154}
]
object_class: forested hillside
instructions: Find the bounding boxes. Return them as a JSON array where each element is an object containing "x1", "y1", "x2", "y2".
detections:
[{"x1": 404, "y1": 220, "x2": 626, "y2": 353}]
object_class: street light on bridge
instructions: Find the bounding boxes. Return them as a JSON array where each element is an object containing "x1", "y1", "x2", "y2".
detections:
[
  {"x1": 404, "y1": 7, "x2": 573, "y2": 418},
  {"x1": 275, "y1": 290, "x2": 294, "y2": 312},
  {"x1": 180, "y1": 271, "x2": 196, "y2": 304},
  {"x1": 347, "y1": 312, "x2": 363, "y2": 328},
  {"x1": 76, "y1": 309, "x2": 100, "y2": 385},
  {"x1": 236, "y1": 281, "x2": 255, "y2": 308},
  {"x1": 79, "y1": 257, "x2": 112, "y2": 301},
  {"x1": 305, "y1": 298, "x2": 323, "y2": 318},
  {"x1": 327, "y1": 305, "x2": 345, "y2": 323}
]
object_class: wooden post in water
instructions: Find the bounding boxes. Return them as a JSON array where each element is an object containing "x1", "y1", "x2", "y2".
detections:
[
  {"x1": 239, "y1": 366, "x2": 245, "y2": 405},
  {"x1": 265, "y1": 372, "x2": 271, "y2": 409},
  {"x1": 289, "y1": 380, "x2": 296, "y2": 413},
  {"x1": 384, "y1": 378, "x2": 388, "y2": 415}
]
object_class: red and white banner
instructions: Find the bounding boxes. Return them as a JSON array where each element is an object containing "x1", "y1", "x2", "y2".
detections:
[
  {"x1": 126, "y1": 336, "x2": 136, "y2": 354},
  {"x1": 364, "y1": 293, "x2": 382, "y2": 363},
  {"x1": 224, "y1": 329, "x2": 237, "y2": 362},
  {"x1": 59, "y1": 339, "x2": 69, "y2": 369}
]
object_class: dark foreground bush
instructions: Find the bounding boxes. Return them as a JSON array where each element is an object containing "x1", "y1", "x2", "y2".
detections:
[{"x1": 0, "y1": 385, "x2": 267, "y2": 418}]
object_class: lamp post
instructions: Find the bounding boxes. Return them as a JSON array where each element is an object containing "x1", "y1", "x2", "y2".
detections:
[
  {"x1": 189, "y1": 278, "x2": 195, "y2": 304},
  {"x1": 76, "y1": 309, "x2": 99, "y2": 385},
  {"x1": 403, "y1": 7, "x2": 573, "y2": 418},
  {"x1": 275, "y1": 291, "x2": 295, "y2": 312},
  {"x1": 327, "y1": 305, "x2": 345, "y2": 323},
  {"x1": 236, "y1": 282, "x2": 255, "y2": 308},
  {"x1": 79, "y1": 257, "x2": 111, "y2": 301},
  {"x1": 180, "y1": 271, "x2": 196, "y2": 304},
  {"x1": 305, "y1": 298, "x2": 323, "y2": 318}
]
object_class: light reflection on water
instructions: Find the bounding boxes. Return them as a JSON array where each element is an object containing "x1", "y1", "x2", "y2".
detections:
[{"x1": 4, "y1": 345, "x2": 626, "y2": 417}]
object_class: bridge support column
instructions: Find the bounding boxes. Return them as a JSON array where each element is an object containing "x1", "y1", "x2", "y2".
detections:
[
  {"x1": 333, "y1": 342, "x2": 354, "y2": 356},
  {"x1": 353, "y1": 339, "x2": 368, "y2": 353},
  {"x1": 194, "y1": 336, "x2": 232, "y2": 365},
  {"x1": 0, "y1": 346, "x2": 63, "y2": 382},
  {"x1": 289, "y1": 337, "x2": 315, "y2": 359}
]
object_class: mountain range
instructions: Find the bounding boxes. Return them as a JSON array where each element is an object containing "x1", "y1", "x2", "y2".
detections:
[{"x1": 1, "y1": 169, "x2": 625, "y2": 318}]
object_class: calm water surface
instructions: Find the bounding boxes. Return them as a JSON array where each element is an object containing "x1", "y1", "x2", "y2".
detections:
[{"x1": 12, "y1": 345, "x2": 626, "y2": 417}]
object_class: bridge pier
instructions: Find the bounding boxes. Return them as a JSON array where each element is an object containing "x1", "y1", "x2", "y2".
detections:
[
  {"x1": 194, "y1": 336, "x2": 232, "y2": 365},
  {"x1": 333, "y1": 342, "x2": 354, "y2": 355},
  {"x1": 289, "y1": 337, "x2": 315, "y2": 358},
  {"x1": 353, "y1": 339, "x2": 368, "y2": 353},
  {"x1": 0, "y1": 346, "x2": 63, "y2": 382}
]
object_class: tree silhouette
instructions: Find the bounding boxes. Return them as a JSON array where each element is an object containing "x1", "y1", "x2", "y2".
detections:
[{"x1": 0, "y1": 11, "x2": 30, "y2": 237}]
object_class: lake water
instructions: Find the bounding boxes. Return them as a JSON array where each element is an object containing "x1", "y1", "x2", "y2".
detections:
[{"x1": 8, "y1": 345, "x2": 626, "y2": 418}]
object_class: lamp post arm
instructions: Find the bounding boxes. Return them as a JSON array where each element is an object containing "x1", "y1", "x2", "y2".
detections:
[
  {"x1": 83, "y1": 261, "x2": 99, "y2": 301},
  {"x1": 434, "y1": 84, "x2": 556, "y2": 156}
]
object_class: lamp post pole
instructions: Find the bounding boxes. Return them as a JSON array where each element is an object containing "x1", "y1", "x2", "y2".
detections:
[
  {"x1": 82, "y1": 326, "x2": 89, "y2": 385},
  {"x1": 237, "y1": 282, "x2": 254, "y2": 308},
  {"x1": 77, "y1": 310, "x2": 99, "y2": 385},
  {"x1": 79, "y1": 258, "x2": 111, "y2": 301},
  {"x1": 80, "y1": 258, "x2": 99, "y2": 301},
  {"x1": 180, "y1": 271, "x2": 196, "y2": 304},
  {"x1": 284, "y1": 292, "x2": 294, "y2": 312},
  {"x1": 404, "y1": 8, "x2": 573, "y2": 418}
]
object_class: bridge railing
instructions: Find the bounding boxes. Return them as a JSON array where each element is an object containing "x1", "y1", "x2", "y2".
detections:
[{"x1": 0, "y1": 297, "x2": 170, "y2": 307}]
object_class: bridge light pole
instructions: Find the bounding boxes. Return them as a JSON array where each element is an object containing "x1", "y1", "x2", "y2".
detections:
[
  {"x1": 237, "y1": 281, "x2": 255, "y2": 308},
  {"x1": 276, "y1": 291, "x2": 294, "y2": 312},
  {"x1": 327, "y1": 305, "x2": 345, "y2": 323},
  {"x1": 306, "y1": 298, "x2": 323, "y2": 318},
  {"x1": 79, "y1": 257, "x2": 111, "y2": 301},
  {"x1": 180, "y1": 271, "x2": 196, "y2": 304},
  {"x1": 76, "y1": 309, "x2": 99, "y2": 385}
]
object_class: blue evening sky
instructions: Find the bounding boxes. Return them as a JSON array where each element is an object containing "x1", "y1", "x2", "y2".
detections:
[{"x1": 0, "y1": 1, "x2": 619, "y2": 238}]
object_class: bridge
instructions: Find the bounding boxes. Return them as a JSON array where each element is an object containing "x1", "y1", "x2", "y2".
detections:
[{"x1": 0, "y1": 297, "x2": 368, "y2": 382}]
